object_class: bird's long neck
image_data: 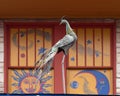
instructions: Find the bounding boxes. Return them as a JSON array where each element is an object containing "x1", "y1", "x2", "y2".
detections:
[{"x1": 65, "y1": 21, "x2": 73, "y2": 34}]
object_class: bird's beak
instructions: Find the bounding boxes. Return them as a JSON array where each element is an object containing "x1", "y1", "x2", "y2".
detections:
[{"x1": 60, "y1": 16, "x2": 65, "y2": 25}]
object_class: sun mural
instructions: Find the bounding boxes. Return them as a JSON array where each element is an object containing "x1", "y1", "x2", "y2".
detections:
[{"x1": 11, "y1": 70, "x2": 52, "y2": 94}]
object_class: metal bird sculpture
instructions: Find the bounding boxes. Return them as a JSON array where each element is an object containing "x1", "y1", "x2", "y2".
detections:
[{"x1": 34, "y1": 18, "x2": 77, "y2": 93}]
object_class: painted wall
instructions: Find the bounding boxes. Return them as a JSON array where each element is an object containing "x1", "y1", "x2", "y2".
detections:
[{"x1": 0, "y1": 19, "x2": 120, "y2": 94}]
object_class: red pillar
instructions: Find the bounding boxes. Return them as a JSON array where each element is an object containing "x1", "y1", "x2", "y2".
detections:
[{"x1": 53, "y1": 25, "x2": 67, "y2": 93}]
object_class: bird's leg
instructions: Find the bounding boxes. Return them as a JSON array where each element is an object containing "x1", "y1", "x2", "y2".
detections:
[{"x1": 61, "y1": 54, "x2": 66, "y2": 94}]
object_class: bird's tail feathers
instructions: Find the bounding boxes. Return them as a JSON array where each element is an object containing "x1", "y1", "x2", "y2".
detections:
[
  {"x1": 37, "y1": 58, "x2": 53, "y2": 80},
  {"x1": 33, "y1": 47, "x2": 57, "y2": 80}
]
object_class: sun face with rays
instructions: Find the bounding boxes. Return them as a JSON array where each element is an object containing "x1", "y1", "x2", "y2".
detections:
[{"x1": 11, "y1": 70, "x2": 52, "y2": 94}]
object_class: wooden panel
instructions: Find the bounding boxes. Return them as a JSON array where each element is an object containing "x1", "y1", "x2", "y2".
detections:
[
  {"x1": 117, "y1": 48, "x2": 120, "y2": 53},
  {"x1": 19, "y1": 29, "x2": 26, "y2": 67},
  {"x1": 0, "y1": 73, "x2": 4, "y2": 83},
  {"x1": 94, "y1": 28, "x2": 102, "y2": 66},
  {"x1": 44, "y1": 28, "x2": 52, "y2": 49},
  {"x1": 67, "y1": 70, "x2": 113, "y2": 95},
  {"x1": 10, "y1": 28, "x2": 18, "y2": 66},
  {"x1": 117, "y1": 43, "x2": 120, "y2": 48},
  {"x1": 8, "y1": 69, "x2": 54, "y2": 93},
  {"x1": 0, "y1": 38, "x2": 3, "y2": 42},
  {"x1": 116, "y1": 89, "x2": 120, "y2": 94},
  {"x1": 0, "y1": 82, "x2": 4, "y2": 93},
  {"x1": 103, "y1": 28, "x2": 111, "y2": 67},
  {"x1": 28, "y1": 28, "x2": 35, "y2": 66},
  {"x1": 0, "y1": 67, "x2": 3, "y2": 72},
  {"x1": 117, "y1": 54, "x2": 120, "y2": 64},
  {"x1": 0, "y1": 62, "x2": 3, "y2": 68},
  {"x1": 0, "y1": 28, "x2": 3, "y2": 36},
  {"x1": 36, "y1": 28, "x2": 43, "y2": 62},
  {"x1": 0, "y1": 52, "x2": 3, "y2": 62},
  {"x1": 0, "y1": 43, "x2": 3, "y2": 51},
  {"x1": 117, "y1": 78, "x2": 120, "y2": 88},
  {"x1": 117, "y1": 64, "x2": 120, "y2": 77},
  {"x1": 78, "y1": 28, "x2": 85, "y2": 66},
  {"x1": 86, "y1": 28, "x2": 93, "y2": 66},
  {"x1": 117, "y1": 27, "x2": 120, "y2": 33},
  {"x1": 69, "y1": 29, "x2": 76, "y2": 67},
  {"x1": 117, "y1": 33, "x2": 120, "y2": 42}
]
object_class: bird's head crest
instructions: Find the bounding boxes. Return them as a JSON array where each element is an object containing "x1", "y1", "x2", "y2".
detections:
[{"x1": 60, "y1": 16, "x2": 68, "y2": 25}]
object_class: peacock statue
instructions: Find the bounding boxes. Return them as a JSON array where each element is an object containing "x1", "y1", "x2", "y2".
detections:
[{"x1": 33, "y1": 18, "x2": 77, "y2": 93}]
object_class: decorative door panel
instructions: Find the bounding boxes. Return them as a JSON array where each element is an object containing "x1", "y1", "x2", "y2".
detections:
[
  {"x1": 68, "y1": 27, "x2": 111, "y2": 67},
  {"x1": 5, "y1": 22, "x2": 115, "y2": 94},
  {"x1": 8, "y1": 69, "x2": 54, "y2": 94},
  {"x1": 67, "y1": 70, "x2": 113, "y2": 94},
  {"x1": 10, "y1": 28, "x2": 52, "y2": 67},
  {"x1": 67, "y1": 26, "x2": 114, "y2": 95},
  {"x1": 8, "y1": 26, "x2": 54, "y2": 94}
]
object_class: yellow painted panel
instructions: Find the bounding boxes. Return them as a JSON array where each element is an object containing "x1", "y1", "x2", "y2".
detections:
[
  {"x1": 86, "y1": 28, "x2": 93, "y2": 66},
  {"x1": 69, "y1": 29, "x2": 76, "y2": 67},
  {"x1": 44, "y1": 28, "x2": 52, "y2": 49},
  {"x1": 19, "y1": 29, "x2": 26, "y2": 67},
  {"x1": 103, "y1": 28, "x2": 111, "y2": 67},
  {"x1": 78, "y1": 28, "x2": 85, "y2": 66},
  {"x1": 10, "y1": 28, "x2": 18, "y2": 66},
  {"x1": 67, "y1": 70, "x2": 113, "y2": 95},
  {"x1": 43, "y1": 70, "x2": 54, "y2": 93},
  {"x1": 8, "y1": 69, "x2": 16, "y2": 93},
  {"x1": 36, "y1": 28, "x2": 43, "y2": 62},
  {"x1": 28, "y1": 28, "x2": 35, "y2": 66},
  {"x1": 8, "y1": 69, "x2": 54, "y2": 93},
  {"x1": 94, "y1": 28, "x2": 102, "y2": 66}
]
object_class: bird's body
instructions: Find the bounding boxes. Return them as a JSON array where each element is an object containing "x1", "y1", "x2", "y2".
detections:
[{"x1": 34, "y1": 19, "x2": 77, "y2": 82}]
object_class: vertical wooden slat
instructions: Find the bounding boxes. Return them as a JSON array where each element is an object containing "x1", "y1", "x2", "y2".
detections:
[
  {"x1": 113, "y1": 25, "x2": 116, "y2": 95},
  {"x1": 36, "y1": 28, "x2": 43, "y2": 62},
  {"x1": 101, "y1": 28, "x2": 103, "y2": 67},
  {"x1": 26, "y1": 28, "x2": 28, "y2": 67},
  {"x1": 103, "y1": 28, "x2": 111, "y2": 67},
  {"x1": 18, "y1": 28, "x2": 20, "y2": 67},
  {"x1": 84, "y1": 28, "x2": 86, "y2": 67},
  {"x1": 28, "y1": 28, "x2": 35, "y2": 66},
  {"x1": 44, "y1": 28, "x2": 52, "y2": 50},
  {"x1": 19, "y1": 29, "x2": 26, "y2": 67},
  {"x1": 86, "y1": 28, "x2": 93, "y2": 66},
  {"x1": 76, "y1": 29, "x2": 78, "y2": 67},
  {"x1": 69, "y1": 29, "x2": 76, "y2": 67},
  {"x1": 34, "y1": 29, "x2": 36, "y2": 65},
  {"x1": 93, "y1": 28, "x2": 95, "y2": 67},
  {"x1": 78, "y1": 28, "x2": 85, "y2": 67},
  {"x1": 94, "y1": 28, "x2": 102, "y2": 66},
  {"x1": 10, "y1": 28, "x2": 18, "y2": 66}
]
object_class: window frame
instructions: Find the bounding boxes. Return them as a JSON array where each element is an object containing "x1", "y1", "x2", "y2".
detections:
[{"x1": 4, "y1": 22, "x2": 116, "y2": 94}]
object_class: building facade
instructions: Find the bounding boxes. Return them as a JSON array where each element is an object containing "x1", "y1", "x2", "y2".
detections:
[
  {"x1": 0, "y1": 0, "x2": 120, "y2": 95},
  {"x1": 0, "y1": 19, "x2": 119, "y2": 95}
]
